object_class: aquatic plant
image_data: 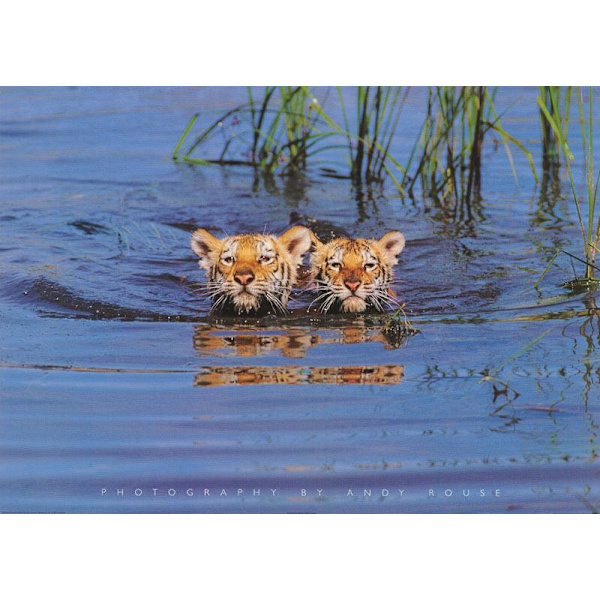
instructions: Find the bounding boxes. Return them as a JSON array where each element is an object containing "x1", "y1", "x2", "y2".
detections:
[
  {"x1": 398, "y1": 87, "x2": 537, "y2": 217},
  {"x1": 172, "y1": 86, "x2": 336, "y2": 173},
  {"x1": 173, "y1": 86, "x2": 538, "y2": 212},
  {"x1": 309, "y1": 86, "x2": 410, "y2": 185},
  {"x1": 538, "y1": 86, "x2": 600, "y2": 283},
  {"x1": 536, "y1": 87, "x2": 573, "y2": 217},
  {"x1": 381, "y1": 303, "x2": 418, "y2": 348},
  {"x1": 539, "y1": 86, "x2": 573, "y2": 163}
]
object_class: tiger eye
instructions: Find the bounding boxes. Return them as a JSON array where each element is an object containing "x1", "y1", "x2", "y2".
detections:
[{"x1": 259, "y1": 256, "x2": 274, "y2": 264}]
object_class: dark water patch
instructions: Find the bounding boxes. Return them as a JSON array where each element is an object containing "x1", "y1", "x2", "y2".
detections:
[
  {"x1": 48, "y1": 177, "x2": 152, "y2": 187},
  {"x1": 0, "y1": 362, "x2": 192, "y2": 374},
  {"x1": 0, "y1": 127, "x2": 38, "y2": 138},
  {"x1": 9, "y1": 271, "x2": 599, "y2": 328},
  {"x1": 69, "y1": 220, "x2": 111, "y2": 235},
  {"x1": 288, "y1": 211, "x2": 350, "y2": 242},
  {"x1": 27, "y1": 277, "x2": 173, "y2": 320},
  {"x1": 165, "y1": 220, "x2": 202, "y2": 233}
]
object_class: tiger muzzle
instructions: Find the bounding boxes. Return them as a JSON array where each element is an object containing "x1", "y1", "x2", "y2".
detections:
[
  {"x1": 344, "y1": 279, "x2": 361, "y2": 293},
  {"x1": 234, "y1": 269, "x2": 255, "y2": 287}
]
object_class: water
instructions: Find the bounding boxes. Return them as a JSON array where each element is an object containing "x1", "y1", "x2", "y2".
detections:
[{"x1": 1, "y1": 86, "x2": 599, "y2": 513}]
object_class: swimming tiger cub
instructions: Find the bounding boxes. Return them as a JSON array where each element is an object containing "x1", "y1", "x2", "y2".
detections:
[
  {"x1": 309, "y1": 231, "x2": 406, "y2": 313},
  {"x1": 191, "y1": 226, "x2": 313, "y2": 315}
]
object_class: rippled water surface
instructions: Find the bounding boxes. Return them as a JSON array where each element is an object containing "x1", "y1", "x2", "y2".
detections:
[{"x1": 1, "y1": 87, "x2": 599, "y2": 513}]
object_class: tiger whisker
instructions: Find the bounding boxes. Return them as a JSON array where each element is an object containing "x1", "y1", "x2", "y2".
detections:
[
  {"x1": 371, "y1": 295, "x2": 387, "y2": 312},
  {"x1": 209, "y1": 293, "x2": 229, "y2": 314},
  {"x1": 369, "y1": 290, "x2": 400, "y2": 310},
  {"x1": 320, "y1": 293, "x2": 338, "y2": 314},
  {"x1": 264, "y1": 291, "x2": 287, "y2": 314},
  {"x1": 307, "y1": 291, "x2": 335, "y2": 310},
  {"x1": 372, "y1": 287, "x2": 400, "y2": 302}
]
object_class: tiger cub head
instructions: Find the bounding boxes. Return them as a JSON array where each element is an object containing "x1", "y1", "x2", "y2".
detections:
[
  {"x1": 310, "y1": 231, "x2": 406, "y2": 313},
  {"x1": 191, "y1": 226, "x2": 313, "y2": 315}
]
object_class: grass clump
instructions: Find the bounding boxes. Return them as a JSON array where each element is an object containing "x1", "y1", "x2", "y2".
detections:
[
  {"x1": 398, "y1": 87, "x2": 537, "y2": 217},
  {"x1": 539, "y1": 86, "x2": 573, "y2": 163},
  {"x1": 173, "y1": 86, "x2": 539, "y2": 218},
  {"x1": 172, "y1": 86, "x2": 336, "y2": 173},
  {"x1": 381, "y1": 303, "x2": 419, "y2": 348},
  {"x1": 310, "y1": 86, "x2": 410, "y2": 185},
  {"x1": 536, "y1": 87, "x2": 573, "y2": 214},
  {"x1": 538, "y1": 86, "x2": 600, "y2": 283}
]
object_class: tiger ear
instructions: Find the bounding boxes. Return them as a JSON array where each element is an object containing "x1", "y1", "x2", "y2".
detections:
[
  {"x1": 191, "y1": 228, "x2": 222, "y2": 270},
  {"x1": 375, "y1": 230, "x2": 405, "y2": 266},
  {"x1": 278, "y1": 226, "x2": 314, "y2": 266}
]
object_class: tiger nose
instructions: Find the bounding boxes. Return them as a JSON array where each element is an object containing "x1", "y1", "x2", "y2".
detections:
[
  {"x1": 234, "y1": 270, "x2": 255, "y2": 286},
  {"x1": 345, "y1": 280, "x2": 361, "y2": 292}
]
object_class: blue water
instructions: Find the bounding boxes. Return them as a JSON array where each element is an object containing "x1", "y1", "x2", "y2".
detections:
[{"x1": 1, "y1": 86, "x2": 599, "y2": 513}]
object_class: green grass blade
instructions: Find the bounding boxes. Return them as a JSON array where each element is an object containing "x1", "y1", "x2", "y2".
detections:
[{"x1": 172, "y1": 113, "x2": 199, "y2": 159}]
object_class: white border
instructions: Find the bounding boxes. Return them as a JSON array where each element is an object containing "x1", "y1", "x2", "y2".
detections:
[
  {"x1": 2, "y1": 1, "x2": 599, "y2": 593},
  {"x1": 1, "y1": 516, "x2": 598, "y2": 598},
  {"x1": 2, "y1": 1, "x2": 599, "y2": 84}
]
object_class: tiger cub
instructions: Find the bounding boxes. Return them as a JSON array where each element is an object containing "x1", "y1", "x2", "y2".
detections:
[
  {"x1": 310, "y1": 231, "x2": 406, "y2": 313},
  {"x1": 191, "y1": 226, "x2": 313, "y2": 315}
]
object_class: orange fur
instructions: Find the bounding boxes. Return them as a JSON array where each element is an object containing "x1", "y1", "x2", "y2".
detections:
[
  {"x1": 310, "y1": 231, "x2": 405, "y2": 313},
  {"x1": 191, "y1": 226, "x2": 312, "y2": 314}
]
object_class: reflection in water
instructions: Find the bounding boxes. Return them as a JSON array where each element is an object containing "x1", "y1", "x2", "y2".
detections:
[
  {"x1": 352, "y1": 182, "x2": 382, "y2": 224},
  {"x1": 533, "y1": 157, "x2": 565, "y2": 228},
  {"x1": 250, "y1": 170, "x2": 311, "y2": 209},
  {"x1": 194, "y1": 326, "x2": 319, "y2": 358},
  {"x1": 415, "y1": 300, "x2": 600, "y2": 464},
  {"x1": 574, "y1": 298, "x2": 600, "y2": 460},
  {"x1": 192, "y1": 325, "x2": 404, "y2": 386},
  {"x1": 194, "y1": 364, "x2": 404, "y2": 387},
  {"x1": 193, "y1": 325, "x2": 396, "y2": 358}
]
